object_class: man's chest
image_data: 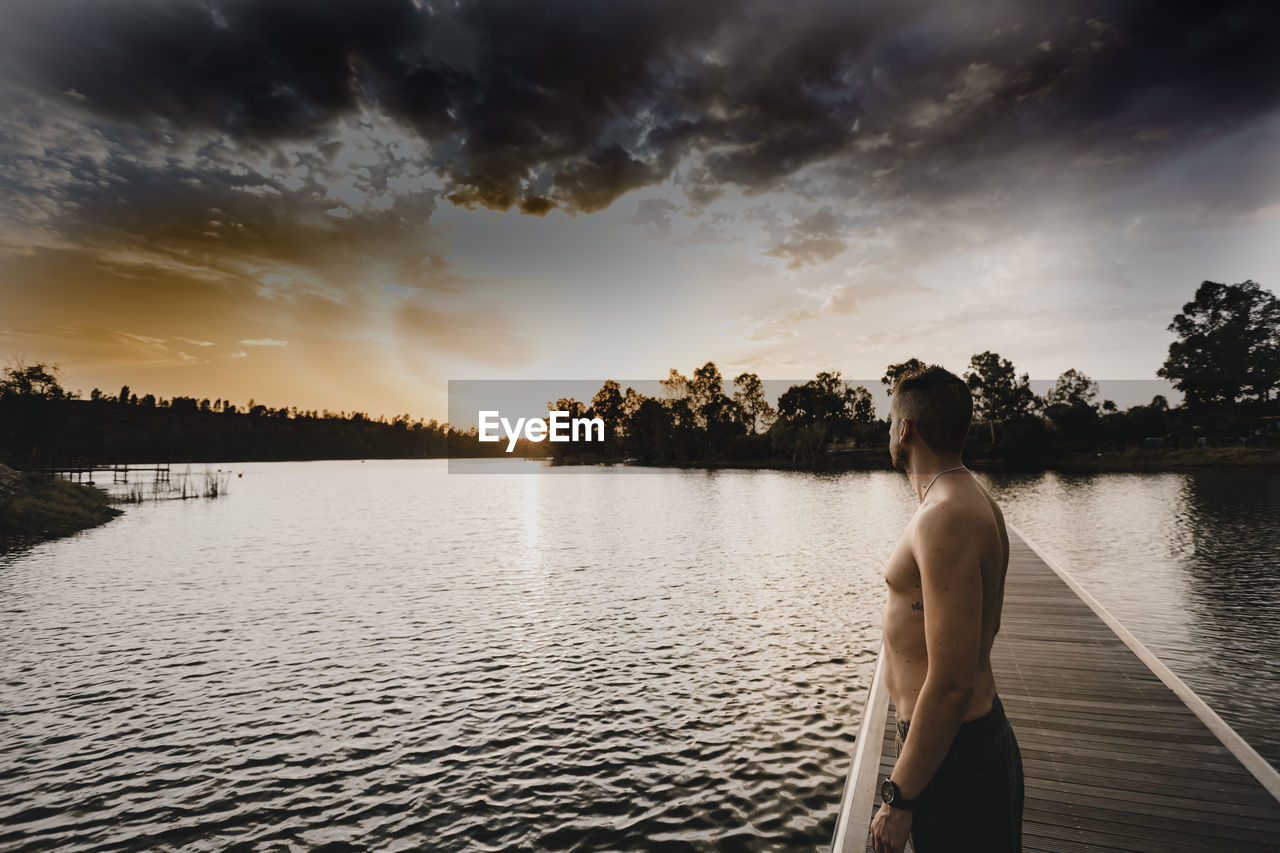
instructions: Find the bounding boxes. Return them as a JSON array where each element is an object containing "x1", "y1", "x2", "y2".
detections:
[{"x1": 883, "y1": 522, "x2": 921, "y2": 594}]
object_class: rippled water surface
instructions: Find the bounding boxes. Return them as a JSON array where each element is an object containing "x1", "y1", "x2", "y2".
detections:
[
  {"x1": 2, "y1": 461, "x2": 1277, "y2": 851},
  {"x1": 1, "y1": 461, "x2": 915, "y2": 852}
]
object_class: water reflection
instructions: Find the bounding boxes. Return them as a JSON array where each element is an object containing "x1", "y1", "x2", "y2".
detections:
[{"x1": 1177, "y1": 472, "x2": 1280, "y2": 759}]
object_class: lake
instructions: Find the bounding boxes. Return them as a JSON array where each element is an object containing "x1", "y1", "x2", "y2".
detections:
[{"x1": 1, "y1": 460, "x2": 1276, "y2": 851}]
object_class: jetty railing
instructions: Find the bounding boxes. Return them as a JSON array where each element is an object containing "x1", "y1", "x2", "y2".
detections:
[{"x1": 830, "y1": 644, "x2": 891, "y2": 853}]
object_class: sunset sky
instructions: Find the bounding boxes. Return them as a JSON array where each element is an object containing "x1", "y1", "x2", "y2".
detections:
[{"x1": 2, "y1": 0, "x2": 1277, "y2": 421}]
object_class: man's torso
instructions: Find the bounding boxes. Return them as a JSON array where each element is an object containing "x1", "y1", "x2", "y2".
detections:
[{"x1": 881, "y1": 475, "x2": 1010, "y2": 722}]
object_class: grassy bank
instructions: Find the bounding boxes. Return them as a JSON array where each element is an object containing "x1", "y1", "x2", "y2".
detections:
[
  {"x1": 0, "y1": 464, "x2": 122, "y2": 552},
  {"x1": 1055, "y1": 446, "x2": 1280, "y2": 472}
]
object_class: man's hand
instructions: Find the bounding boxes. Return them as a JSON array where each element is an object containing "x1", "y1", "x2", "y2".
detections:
[{"x1": 869, "y1": 802, "x2": 912, "y2": 853}]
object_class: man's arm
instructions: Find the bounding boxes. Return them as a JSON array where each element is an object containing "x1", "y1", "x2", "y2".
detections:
[{"x1": 890, "y1": 505, "x2": 985, "y2": 798}]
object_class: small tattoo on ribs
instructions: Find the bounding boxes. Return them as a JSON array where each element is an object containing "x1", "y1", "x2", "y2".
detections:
[{"x1": 912, "y1": 601, "x2": 924, "y2": 612}]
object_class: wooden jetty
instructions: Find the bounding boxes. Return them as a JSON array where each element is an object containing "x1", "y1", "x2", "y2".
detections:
[
  {"x1": 831, "y1": 523, "x2": 1280, "y2": 852},
  {"x1": 47, "y1": 461, "x2": 170, "y2": 485}
]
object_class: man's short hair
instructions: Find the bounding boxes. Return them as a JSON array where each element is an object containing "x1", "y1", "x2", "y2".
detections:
[{"x1": 892, "y1": 365, "x2": 972, "y2": 454}]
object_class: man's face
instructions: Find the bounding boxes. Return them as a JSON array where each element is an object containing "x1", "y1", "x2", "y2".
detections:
[{"x1": 888, "y1": 404, "x2": 906, "y2": 472}]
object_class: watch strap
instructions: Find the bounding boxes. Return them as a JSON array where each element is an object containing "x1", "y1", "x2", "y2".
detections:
[{"x1": 881, "y1": 777, "x2": 917, "y2": 811}]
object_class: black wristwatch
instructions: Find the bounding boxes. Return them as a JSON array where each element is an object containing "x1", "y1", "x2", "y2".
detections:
[{"x1": 880, "y1": 777, "x2": 917, "y2": 811}]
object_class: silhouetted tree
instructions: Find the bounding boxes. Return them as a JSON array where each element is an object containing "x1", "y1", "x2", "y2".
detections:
[
  {"x1": 882, "y1": 358, "x2": 927, "y2": 395},
  {"x1": 589, "y1": 380, "x2": 624, "y2": 455},
  {"x1": 660, "y1": 369, "x2": 688, "y2": 401},
  {"x1": 1044, "y1": 369, "x2": 1100, "y2": 447},
  {"x1": 1046, "y1": 369, "x2": 1099, "y2": 409},
  {"x1": 1, "y1": 362, "x2": 67, "y2": 399},
  {"x1": 550, "y1": 397, "x2": 588, "y2": 419},
  {"x1": 688, "y1": 362, "x2": 724, "y2": 428},
  {"x1": 847, "y1": 385, "x2": 876, "y2": 423},
  {"x1": 777, "y1": 382, "x2": 839, "y2": 425},
  {"x1": 733, "y1": 372, "x2": 775, "y2": 434},
  {"x1": 590, "y1": 380, "x2": 623, "y2": 423},
  {"x1": 1158, "y1": 280, "x2": 1280, "y2": 409},
  {"x1": 621, "y1": 386, "x2": 646, "y2": 438},
  {"x1": 701, "y1": 394, "x2": 744, "y2": 459},
  {"x1": 775, "y1": 371, "x2": 876, "y2": 455},
  {"x1": 1122, "y1": 396, "x2": 1172, "y2": 445},
  {"x1": 628, "y1": 397, "x2": 677, "y2": 463},
  {"x1": 965, "y1": 352, "x2": 1038, "y2": 423},
  {"x1": 771, "y1": 421, "x2": 828, "y2": 469}
]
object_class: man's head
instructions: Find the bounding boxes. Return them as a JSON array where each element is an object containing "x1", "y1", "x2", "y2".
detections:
[{"x1": 888, "y1": 365, "x2": 972, "y2": 471}]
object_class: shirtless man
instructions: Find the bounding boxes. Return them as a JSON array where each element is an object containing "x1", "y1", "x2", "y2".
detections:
[{"x1": 869, "y1": 366, "x2": 1024, "y2": 853}]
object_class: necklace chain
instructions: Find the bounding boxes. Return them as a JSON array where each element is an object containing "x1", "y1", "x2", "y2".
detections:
[{"x1": 921, "y1": 464, "x2": 967, "y2": 501}]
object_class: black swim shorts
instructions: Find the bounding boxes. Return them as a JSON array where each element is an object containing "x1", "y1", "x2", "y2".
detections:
[{"x1": 894, "y1": 693, "x2": 1025, "y2": 852}]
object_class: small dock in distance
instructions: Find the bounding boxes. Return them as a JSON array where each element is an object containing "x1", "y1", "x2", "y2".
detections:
[
  {"x1": 831, "y1": 524, "x2": 1280, "y2": 852},
  {"x1": 46, "y1": 461, "x2": 171, "y2": 485}
]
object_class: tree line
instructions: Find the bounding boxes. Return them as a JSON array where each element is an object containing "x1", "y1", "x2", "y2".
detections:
[
  {"x1": 0, "y1": 369, "x2": 515, "y2": 466},
  {"x1": 490, "y1": 279, "x2": 1280, "y2": 469},
  {"x1": 1, "y1": 279, "x2": 1276, "y2": 470}
]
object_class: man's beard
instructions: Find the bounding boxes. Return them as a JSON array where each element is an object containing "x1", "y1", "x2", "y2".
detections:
[{"x1": 890, "y1": 440, "x2": 910, "y2": 473}]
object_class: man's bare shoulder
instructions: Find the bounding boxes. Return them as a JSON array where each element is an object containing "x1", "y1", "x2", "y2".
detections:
[
  {"x1": 970, "y1": 481, "x2": 1010, "y2": 548},
  {"x1": 909, "y1": 500, "x2": 979, "y2": 553},
  {"x1": 914, "y1": 493, "x2": 992, "y2": 532},
  {"x1": 909, "y1": 493, "x2": 998, "y2": 563},
  {"x1": 974, "y1": 479, "x2": 1006, "y2": 522}
]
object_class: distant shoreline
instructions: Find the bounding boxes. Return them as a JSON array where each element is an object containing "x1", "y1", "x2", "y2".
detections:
[
  {"x1": 614, "y1": 446, "x2": 1280, "y2": 474},
  {"x1": 1052, "y1": 446, "x2": 1280, "y2": 472},
  {"x1": 5, "y1": 448, "x2": 1276, "y2": 553}
]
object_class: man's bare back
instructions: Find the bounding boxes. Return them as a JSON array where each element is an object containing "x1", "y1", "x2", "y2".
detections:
[{"x1": 882, "y1": 472, "x2": 1010, "y2": 723}]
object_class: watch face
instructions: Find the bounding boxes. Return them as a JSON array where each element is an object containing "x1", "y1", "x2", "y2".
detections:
[{"x1": 881, "y1": 778, "x2": 894, "y2": 803}]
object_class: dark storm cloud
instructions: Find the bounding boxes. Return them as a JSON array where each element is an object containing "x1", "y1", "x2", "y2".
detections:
[
  {"x1": 2, "y1": 0, "x2": 1277, "y2": 221},
  {"x1": 4, "y1": 0, "x2": 431, "y2": 142}
]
